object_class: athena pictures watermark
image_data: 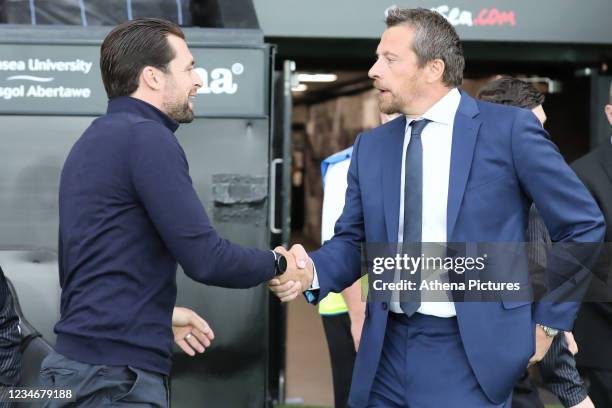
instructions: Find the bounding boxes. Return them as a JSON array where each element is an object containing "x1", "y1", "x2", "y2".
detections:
[{"x1": 361, "y1": 242, "x2": 609, "y2": 304}]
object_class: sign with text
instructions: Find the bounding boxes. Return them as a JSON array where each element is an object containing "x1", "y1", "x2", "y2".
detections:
[
  {"x1": 253, "y1": 0, "x2": 612, "y2": 44},
  {"x1": 0, "y1": 44, "x2": 267, "y2": 117}
]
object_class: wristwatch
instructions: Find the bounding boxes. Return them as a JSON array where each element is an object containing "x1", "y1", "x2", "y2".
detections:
[
  {"x1": 537, "y1": 324, "x2": 559, "y2": 338},
  {"x1": 273, "y1": 251, "x2": 287, "y2": 276}
]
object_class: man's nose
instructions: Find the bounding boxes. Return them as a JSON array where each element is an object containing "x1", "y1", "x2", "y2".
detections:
[
  {"x1": 193, "y1": 70, "x2": 203, "y2": 88},
  {"x1": 368, "y1": 59, "x2": 381, "y2": 79}
]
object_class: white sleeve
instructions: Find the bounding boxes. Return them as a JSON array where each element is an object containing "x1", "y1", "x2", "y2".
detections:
[
  {"x1": 321, "y1": 160, "x2": 350, "y2": 243},
  {"x1": 309, "y1": 264, "x2": 320, "y2": 289}
]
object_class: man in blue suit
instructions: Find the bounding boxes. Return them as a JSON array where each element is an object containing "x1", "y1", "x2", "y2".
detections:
[{"x1": 269, "y1": 7, "x2": 605, "y2": 408}]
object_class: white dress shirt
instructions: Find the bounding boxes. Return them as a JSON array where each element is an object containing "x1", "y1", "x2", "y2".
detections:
[
  {"x1": 309, "y1": 159, "x2": 350, "y2": 291},
  {"x1": 389, "y1": 88, "x2": 460, "y2": 317},
  {"x1": 310, "y1": 88, "x2": 461, "y2": 319}
]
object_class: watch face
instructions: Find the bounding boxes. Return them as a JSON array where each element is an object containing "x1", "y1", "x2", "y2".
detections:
[
  {"x1": 539, "y1": 325, "x2": 559, "y2": 337},
  {"x1": 278, "y1": 255, "x2": 287, "y2": 273},
  {"x1": 546, "y1": 328, "x2": 559, "y2": 337}
]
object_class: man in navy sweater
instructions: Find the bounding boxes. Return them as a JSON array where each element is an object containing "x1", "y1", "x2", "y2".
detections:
[{"x1": 39, "y1": 18, "x2": 284, "y2": 407}]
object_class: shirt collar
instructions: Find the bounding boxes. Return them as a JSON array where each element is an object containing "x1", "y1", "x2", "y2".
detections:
[
  {"x1": 405, "y1": 87, "x2": 461, "y2": 126},
  {"x1": 106, "y1": 96, "x2": 179, "y2": 133}
]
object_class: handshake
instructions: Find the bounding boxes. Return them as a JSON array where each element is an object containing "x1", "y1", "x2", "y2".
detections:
[{"x1": 268, "y1": 244, "x2": 315, "y2": 302}]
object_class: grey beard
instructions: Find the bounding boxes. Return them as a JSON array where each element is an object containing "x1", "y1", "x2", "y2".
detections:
[{"x1": 379, "y1": 100, "x2": 402, "y2": 115}]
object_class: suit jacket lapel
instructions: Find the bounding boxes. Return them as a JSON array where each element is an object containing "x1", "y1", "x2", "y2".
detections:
[
  {"x1": 382, "y1": 116, "x2": 406, "y2": 242},
  {"x1": 447, "y1": 93, "x2": 482, "y2": 240},
  {"x1": 599, "y1": 142, "x2": 612, "y2": 184}
]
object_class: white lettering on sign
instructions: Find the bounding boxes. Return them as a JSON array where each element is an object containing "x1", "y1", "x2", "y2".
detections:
[
  {"x1": 384, "y1": 5, "x2": 398, "y2": 17},
  {"x1": 432, "y1": 5, "x2": 473, "y2": 26},
  {"x1": 27, "y1": 58, "x2": 93, "y2": 74},
  {"x1": 0, "y1": 60, "x2": 27, "y2": 71},
  {"x1": 431, "y1": 4, "x2": 516, "y2": 27},
  {"x1": 0, "y1": 59, "x2": 93, "y2": 74},
  {"x1": 0, "y1": 85, "x2": 91, "y2": 100},
  {"x1": 195, "y1": 64, "x2": 243, "y2": 95},
  {"x1": 0, "y1": 56, "x2": 95, "y2": 101},
  {"x1": 0, "y1": 85, "x2": 25, "y2": 100}
]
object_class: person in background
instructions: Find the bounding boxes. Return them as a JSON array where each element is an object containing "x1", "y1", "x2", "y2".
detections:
[
  {"x1": 572, "y1": 81, "x2": 612, "y2": 408},
  {"x1": 477, "y1": 76, "x2": 594, "y2": 408},
  {"x1": 319, "y1": 113, "x2": 397, "y2": 407},
  {"x1": 0, "y1": 266, "x2": 20, "y2": 408},
  {"x1": 320, "y1": 146, "x2": 364, "y2": 408}
]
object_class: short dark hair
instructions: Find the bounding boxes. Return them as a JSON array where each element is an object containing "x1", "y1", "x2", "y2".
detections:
[
  {"x1": 100, "y1": 18, "x2": 185, "y2": 98},
  {"x1": 477, "y1": 77, "x2": 545, "y2": 109},
  {"x1": 385, "y1": 7, "x2": 465, "y2": 87}
]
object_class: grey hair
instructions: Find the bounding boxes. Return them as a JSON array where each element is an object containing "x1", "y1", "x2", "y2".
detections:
[{"x1": 385, "y1": 7, "x2": 464, "y2": 87}]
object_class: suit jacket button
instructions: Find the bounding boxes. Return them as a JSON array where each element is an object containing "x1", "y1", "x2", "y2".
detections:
[{"x1": 381, "y1": 302, "x2": 388, "y2": 310}]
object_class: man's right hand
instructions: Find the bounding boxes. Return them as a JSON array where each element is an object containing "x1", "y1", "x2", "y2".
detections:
[{"x1": 268, "y1": 244, "x2": 313, "y2": 302}]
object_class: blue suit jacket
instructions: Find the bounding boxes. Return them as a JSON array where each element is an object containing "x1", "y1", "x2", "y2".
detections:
[{"x1": 309, "y1": 92, "x2": 605, "y2": 407}]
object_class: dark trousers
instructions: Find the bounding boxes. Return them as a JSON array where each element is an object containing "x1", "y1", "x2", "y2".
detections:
[
  {"x1": 367, "y1": 313, "x2": 511, "y2": 408},
  {"x1": 38, "y1": 352, "x2": 169, "y2": 407},
  {"x1": 581, "y1": 367, "x2": 612, "y2": 408},
  {"x1": 511, "y1": 371, "x2": 544, "y2": 408},
  {"x1": 322, "y1": 313, "x2": 356, "y2": 408}
]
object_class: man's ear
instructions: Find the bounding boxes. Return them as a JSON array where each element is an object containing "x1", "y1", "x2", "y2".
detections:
[
  {"x1": 140, "y1": 66, "x2": 163, "y2": 91},
  {"x1": 604, "y1": 104, "x2": 612, "y2": 127},
  {"x1": 426, "y1": 58, "x2": 445, "y2": 84}
]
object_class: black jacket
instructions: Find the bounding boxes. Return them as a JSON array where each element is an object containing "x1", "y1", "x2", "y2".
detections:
[
  {"x1": 572, "y1": 142, "x2": 612, "y2": 369},
  {"x1": 0, "y1": 267, "x2": 20, "y2": 385}
]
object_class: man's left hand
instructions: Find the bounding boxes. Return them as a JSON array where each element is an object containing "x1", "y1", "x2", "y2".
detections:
[{"x1": 528, "y1": 324, "x2": 555, "y2": 367}]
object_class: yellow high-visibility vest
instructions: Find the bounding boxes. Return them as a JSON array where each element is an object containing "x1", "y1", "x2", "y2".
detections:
[
  {"x1": 318, "y1": 291, "x2": 348, "y2": 315},
  {"x1": 318, "y1": 275, "x2": 369, "y2": 315}
]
